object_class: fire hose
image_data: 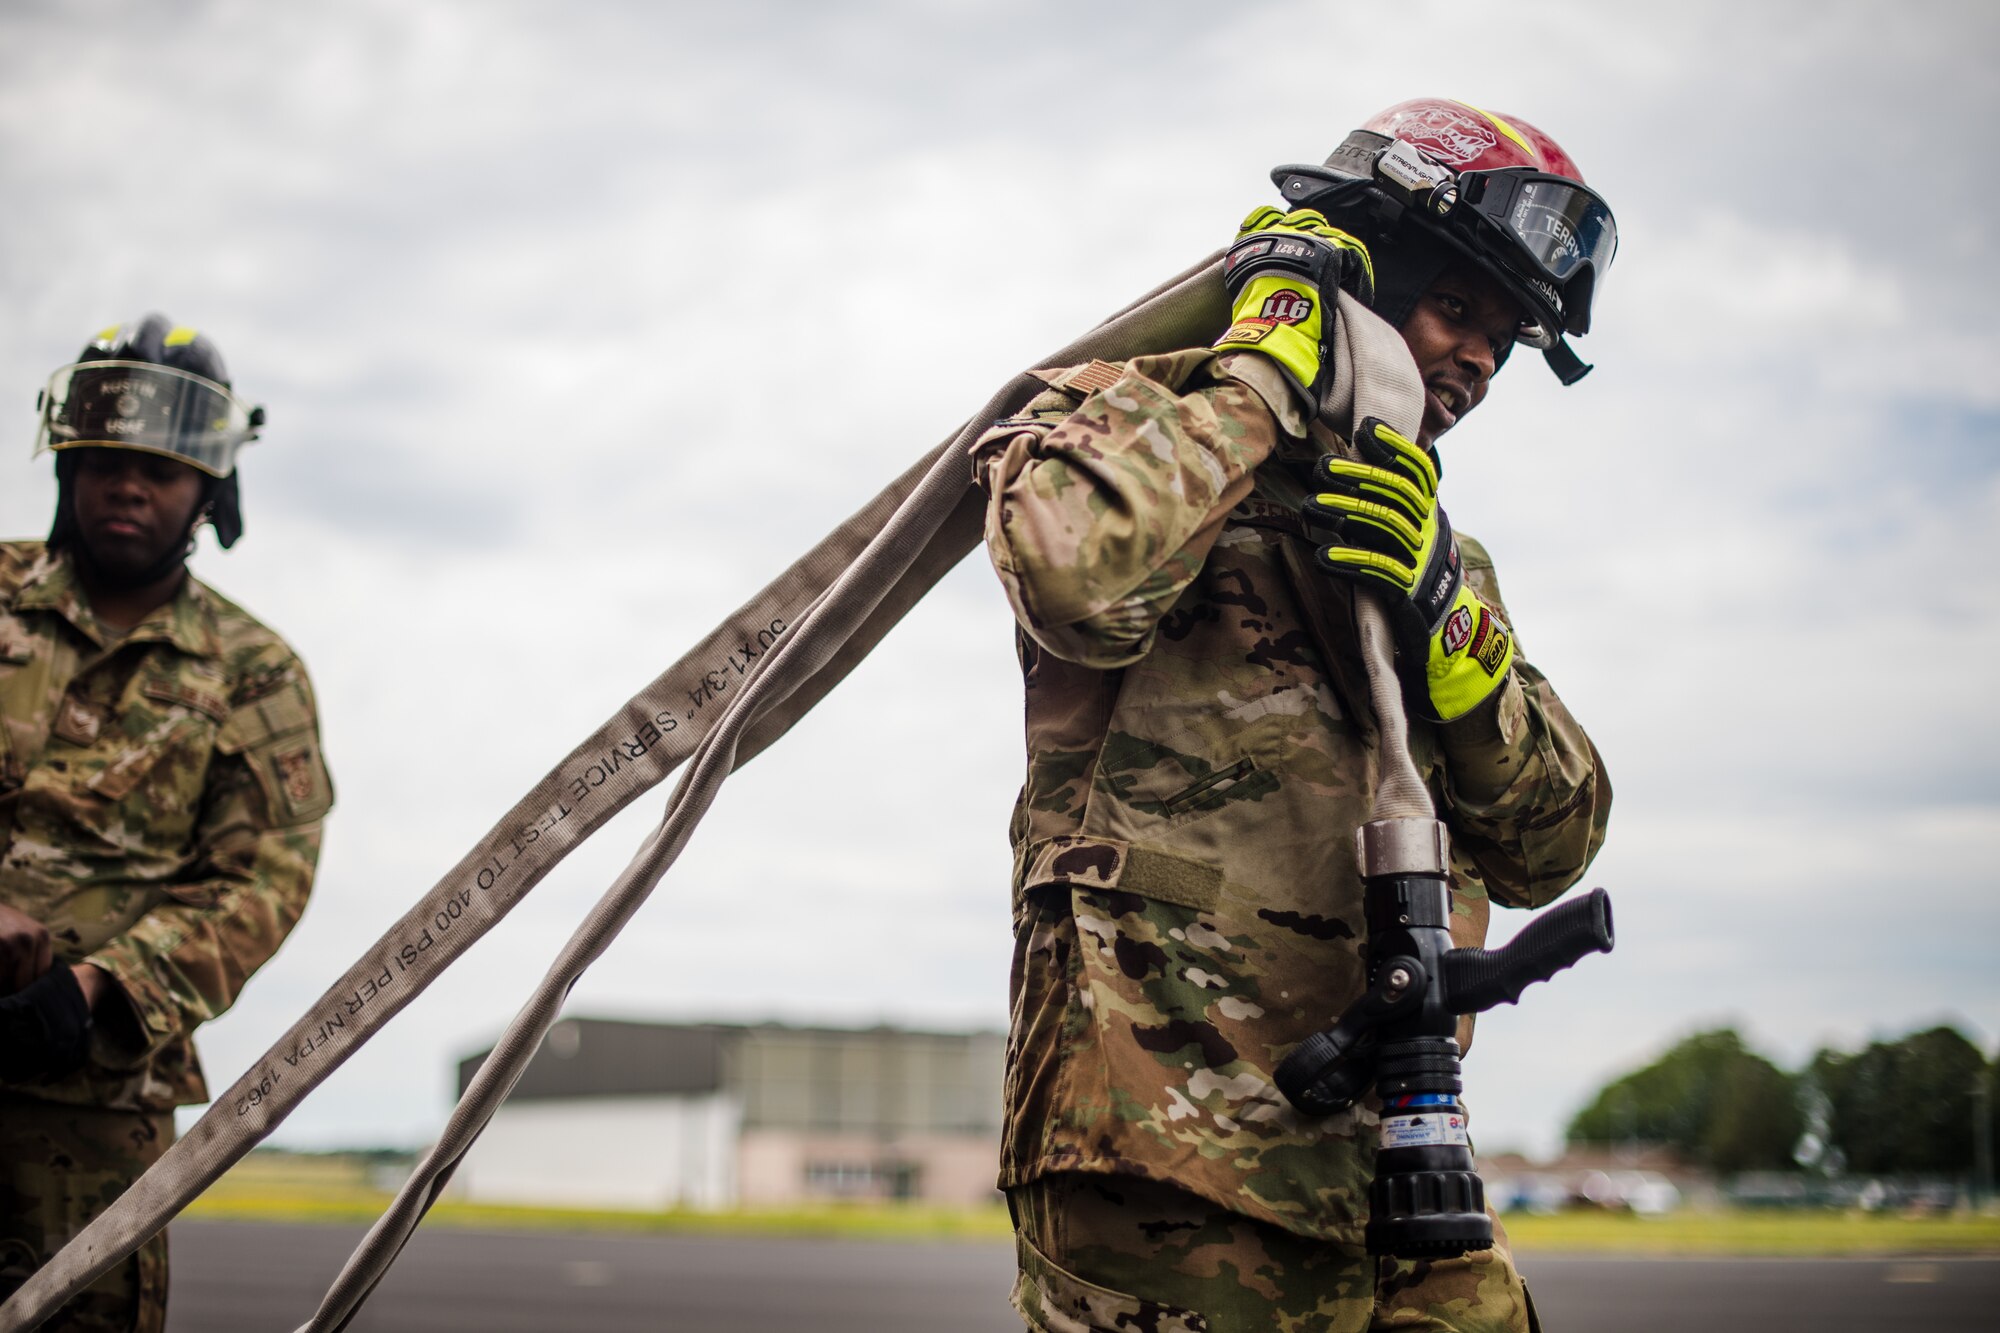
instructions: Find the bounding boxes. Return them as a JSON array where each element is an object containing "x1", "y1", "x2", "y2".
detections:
[{"x1": 1, "y1": 248, "x2": 1608, "y2": 1332}]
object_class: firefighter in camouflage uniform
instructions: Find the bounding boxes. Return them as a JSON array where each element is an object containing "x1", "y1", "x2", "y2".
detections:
[
  {"x1": 0, "y1": 315, "x2": 331, "y2": 1332},
  {"x1": 975, "y1": 100, "x2": 1619, "y2": 1332}
]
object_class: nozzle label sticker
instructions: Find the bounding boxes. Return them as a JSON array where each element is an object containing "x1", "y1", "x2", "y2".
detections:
[{"x1": 1382, "y1": 1112, "x2": 1469, "y2": 1149}]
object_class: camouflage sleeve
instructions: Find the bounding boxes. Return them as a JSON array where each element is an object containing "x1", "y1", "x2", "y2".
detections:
[
  {"x1": 975, "y1": 349, "x2": 1290, "y2": 669},
  {"x1": 85, "y1": 664, "x2": 331, "y2": 1068},
  {"x1": 1438, "y1": 538, "x2": 1610, "y2": 909}
]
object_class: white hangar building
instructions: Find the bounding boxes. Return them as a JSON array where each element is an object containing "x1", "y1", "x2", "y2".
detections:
[{"x1": 451, "y1": 1018, "x2": 1005, "y2": 1210}]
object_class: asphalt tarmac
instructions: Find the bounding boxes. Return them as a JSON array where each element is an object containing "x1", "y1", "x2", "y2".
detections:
[{"x1": 162, "y1": 1220, "x2": 2000, "y2": 1332}]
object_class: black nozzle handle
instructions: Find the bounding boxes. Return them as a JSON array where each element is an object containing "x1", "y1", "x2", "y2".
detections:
[
  {"x1": 1274, "y1": 1025, "x2": 1365, "y2": 1118},
  {"x1": 1442, "y1": 888, "x2": 1614, "y2": 1016}
]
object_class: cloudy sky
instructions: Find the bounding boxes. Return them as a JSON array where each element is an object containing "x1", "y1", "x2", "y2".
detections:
[{"x1": 2, "y1": 0, "x2": 1994, "y2": 1161}]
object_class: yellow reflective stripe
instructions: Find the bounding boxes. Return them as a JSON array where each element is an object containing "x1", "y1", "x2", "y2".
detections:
[
  {"x1": 1319, "y1": 458, "x2": 1422, "y2": 497},
  {"x1": 1366, "y1": 423, "x2": 1437, "y2": 496},
  {"x1": 1358, "y1": 473, "x2": 1426, "y2": 514},
  {"x1": 1311, "y1": 493, "x2": 1422, "y2": 551},
  {"x1": 1317, "y1": 463, "x2": 1429, "y2": 526},
  {"x1": 164, "y1": 326, "x2": 199, "y2": 346},
  {"x1": 93, "y1": 323, "x2": 121, "y2": 345},
  {"x1": 1317, "y1": 545, "x2": 1418, "y2": 589},
  {"x1": 1464, "y1": 102, "x2": 1535, "y2": 161}
]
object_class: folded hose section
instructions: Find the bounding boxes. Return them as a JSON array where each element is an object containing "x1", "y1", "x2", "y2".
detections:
[
  {"x1": 0, "y1": 250, "x2": 1236, "y2": 1333},
  {"x1": 1317, "y1": 288, "x2": 1431, "y2": 822},
  {"x1": 290, "y1": 285, "x2": 1426, "y2": 1333},
  {"x1": 4, "y1": 253, "x2": 1432, "y2": 1332}
]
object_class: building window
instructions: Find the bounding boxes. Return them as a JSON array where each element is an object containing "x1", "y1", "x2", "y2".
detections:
[{"x1": 803, "y1": 1160, "x2": 921, "y2": 1200}]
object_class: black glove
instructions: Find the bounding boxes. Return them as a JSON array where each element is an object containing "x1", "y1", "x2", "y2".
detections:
[{"x1": 0, "y1": 960, "x2": 92, "y2": 1082}]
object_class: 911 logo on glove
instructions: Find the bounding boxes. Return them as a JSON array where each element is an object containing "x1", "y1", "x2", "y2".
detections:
[
  {"x1": 1441, "y1": 605, "x2": 1475, "y2": 655},
  {"x1": 1258, "y1": 288, "x2": 1314, "y2": 324}
]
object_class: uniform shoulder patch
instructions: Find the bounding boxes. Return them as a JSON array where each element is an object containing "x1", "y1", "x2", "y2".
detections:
[
  {"x1": 274, "y1": 745, "x2": 319, "y2": 805},
  {"x1": 247, "y1": 730, "x2": 333, "y2": 825},
  {"x1": 1028, "y1": 359, "x2": 1125, "y2": 399}
]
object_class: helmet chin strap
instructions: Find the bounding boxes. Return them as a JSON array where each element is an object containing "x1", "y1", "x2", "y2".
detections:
[{"x1": 1542, "y1": 338, "x2": 1592, "y2": 385}]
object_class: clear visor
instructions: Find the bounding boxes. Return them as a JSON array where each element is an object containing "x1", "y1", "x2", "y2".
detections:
[{"x1": 34, "y1": 360, "x2": 257, "y2": 477}]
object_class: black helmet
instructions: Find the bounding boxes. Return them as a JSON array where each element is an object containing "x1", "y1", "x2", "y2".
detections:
[{"x1": 39, "y1": 314, "x2": 262, "y2": 549}]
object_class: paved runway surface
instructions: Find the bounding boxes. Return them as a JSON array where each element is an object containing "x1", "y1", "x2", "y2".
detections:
[{"x1": 163, "y1": 1220, "x2": 1999, "y2": 1332}]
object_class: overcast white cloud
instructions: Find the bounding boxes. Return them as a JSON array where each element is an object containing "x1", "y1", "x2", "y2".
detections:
[{"x1": 1, "y1": 0, "x2": 1994, "y2": 1160}]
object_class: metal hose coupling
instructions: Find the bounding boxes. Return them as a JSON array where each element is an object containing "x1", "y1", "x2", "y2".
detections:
[{"x1": 1357, "y1": 817, "x2": 1449, "y2": 878}]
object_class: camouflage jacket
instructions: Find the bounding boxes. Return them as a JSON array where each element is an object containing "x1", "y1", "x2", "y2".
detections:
[
  {"x1": 0, "y1": 541, "x2": 331, "y2": 1112},
  {"x1": 974, "y1": 349, "x2": 1609, "y2": 1245}
]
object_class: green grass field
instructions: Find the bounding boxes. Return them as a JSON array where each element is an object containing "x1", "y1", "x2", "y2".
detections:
[
  {"x1": 184, "y1": 1152, "x2": 1018, "y2": 1239},
  {"x1": 185, "y1": 1153, "x2": 2000, "y2": 1255},
  {"x1": 1497, "y1": 1210, "x2": 2000, "y2": 1256}
]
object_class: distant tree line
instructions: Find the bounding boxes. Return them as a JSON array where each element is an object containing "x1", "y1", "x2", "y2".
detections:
[{"x1": 1566, "y1": 1024, "x2": 1997, "y2": 1178}]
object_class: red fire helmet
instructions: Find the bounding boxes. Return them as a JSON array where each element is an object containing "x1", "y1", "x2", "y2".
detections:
[
  {"x1": 1274, "y1": 98, "x2": 1618, "y2": 383},
  {"x1": 1361, "y1": 98, "x2": 1584, "y2": 181}
]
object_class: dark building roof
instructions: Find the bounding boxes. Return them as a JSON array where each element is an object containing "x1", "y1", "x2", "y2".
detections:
[
  {"x1": 457, "y1": 1019, "x2": 730, "y2": 1102},
  {"x1": 456, "y1": 1018, "x2": 1007, "y2": 1137}
]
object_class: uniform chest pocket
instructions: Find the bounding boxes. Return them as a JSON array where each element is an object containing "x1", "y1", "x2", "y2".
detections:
[
  {"x1": 86, "y1": 677, "x2": 227, "y2": 806},
  {"x1": 1094, "y1": 731, "x2": 1279, "y2": 836},
  {"x1": 1159, "y1": 756, "x2": 1265, "y2": 818}
]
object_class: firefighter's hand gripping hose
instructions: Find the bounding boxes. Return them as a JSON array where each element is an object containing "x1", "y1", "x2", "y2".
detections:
[
  {"x1": 1213, "y1": 206, "x2": 1375, "y2": 403},
  {"x1": 1303, "y1": 418, "x2": 1516, "y2": 721},
  {"x1": 0, "y1": 961, "x2": 91, "y2": 1082}
]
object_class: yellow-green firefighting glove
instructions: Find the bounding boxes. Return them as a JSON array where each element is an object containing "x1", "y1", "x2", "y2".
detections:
[
  {"x1": 1302, "y1": 418, "x2": 1516, "y2": 721},
  {"x1": 1213, "y1": 207, "x2": 1376, "y2": 403}
]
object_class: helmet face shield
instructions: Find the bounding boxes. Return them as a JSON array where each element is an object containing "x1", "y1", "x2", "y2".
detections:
[
  {"x1": 1455, "y1": 169, "x2": 1617, "y2": 336},
  {"x1": 35, "y1": 360, "x2": 258, "y2": 477}
]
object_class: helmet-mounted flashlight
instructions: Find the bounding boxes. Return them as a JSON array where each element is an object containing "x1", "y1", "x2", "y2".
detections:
[{"x1": 1373, "y1": 139, "x2": 1460, "y2": 219}]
